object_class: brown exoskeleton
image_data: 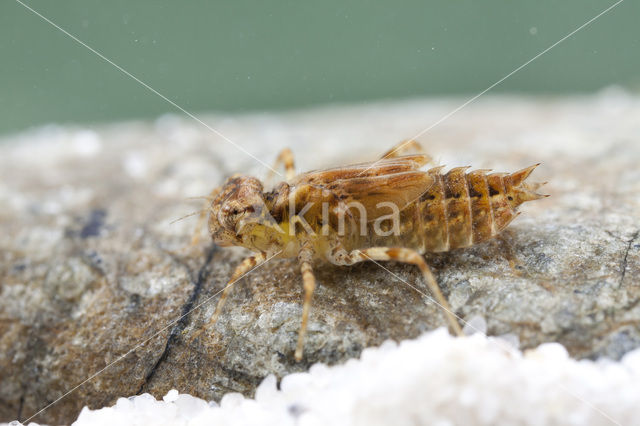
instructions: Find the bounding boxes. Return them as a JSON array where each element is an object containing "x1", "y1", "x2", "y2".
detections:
[{"x1": 193, "y1": 141, "x2": 547, "y2": 360}]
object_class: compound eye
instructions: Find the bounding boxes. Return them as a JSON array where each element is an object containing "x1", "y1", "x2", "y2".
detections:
[
  {"x1": 219, "y1": 204, "x2": 242, "y2": 228},
  {"x1": 221, "y1": 203, "x2": 240, "y2": 215},
  {"x1": 227, "y1": 204, "x2": 256, "y2": 217}
]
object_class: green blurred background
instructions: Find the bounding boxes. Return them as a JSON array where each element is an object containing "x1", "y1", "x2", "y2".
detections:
[{"x1": 1, "y1": 0, "x2": 638, "y2": 136}]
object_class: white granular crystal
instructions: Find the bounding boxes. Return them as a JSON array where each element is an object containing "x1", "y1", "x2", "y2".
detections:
[
  {"x1": 9, "y1": 329, "x2": 640, "y2": 426},
  {"x1": 463, "y1": 315, "x2": 487, "y2": 335}
]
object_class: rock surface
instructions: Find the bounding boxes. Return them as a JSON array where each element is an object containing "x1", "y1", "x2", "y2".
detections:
[{"x1": 1, "y1": 91, "x2": 639, "y2": 424}]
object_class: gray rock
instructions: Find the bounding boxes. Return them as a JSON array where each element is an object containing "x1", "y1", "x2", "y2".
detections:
[{"x1": 1, "y1": 92, "x2": 639, "y2": 424}]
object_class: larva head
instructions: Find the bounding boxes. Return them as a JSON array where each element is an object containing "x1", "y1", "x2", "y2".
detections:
[
  {"x1": 504, "y1": 163, "x2": 548, "y2": 209},
  {"x1": 208, "y1": 175, "x2": 279, "y2": 249}
]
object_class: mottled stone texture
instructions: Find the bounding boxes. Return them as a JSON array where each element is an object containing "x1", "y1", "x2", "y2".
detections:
[{"x1": 1, "y1": 92, "x2": 639, "y2": 424}]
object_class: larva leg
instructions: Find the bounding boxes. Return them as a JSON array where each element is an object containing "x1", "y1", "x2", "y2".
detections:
[
  {"x1": 191, "y1": 252, "x2": 266, "y2": 342},
  {"x1": 295, "y1": 245, "x2": 316, "y2": 361},
  {"x1": 328, "y1": 245, "x2": 463, "y2": 336},
  {"x1": 496, "y1": 234, "x2": 524, "y2": 277},
  {"x1": 380, "y1": 139, "x2": 427, "y2": 159},
  {"x1": 268, "y1": 147, "x2": 296, "y2": 182}
]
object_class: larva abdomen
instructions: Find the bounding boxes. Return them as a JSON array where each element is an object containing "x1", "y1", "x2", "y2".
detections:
[{"x1": 419, "y1": 164, "x2": 545, "y2": 252}]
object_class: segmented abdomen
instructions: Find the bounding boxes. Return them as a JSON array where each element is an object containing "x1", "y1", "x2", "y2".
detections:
[{"x1": 418, "y1": 167, "x2": 517, "y2": 252}]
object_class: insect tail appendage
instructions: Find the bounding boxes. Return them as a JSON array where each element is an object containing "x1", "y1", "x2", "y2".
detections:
[
  {"x1": 505, "y1": 163, "x2": 549, "y2": 205},
  {"x1": 475, "y1": 164, "x2": 547, "y2": 243}
]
